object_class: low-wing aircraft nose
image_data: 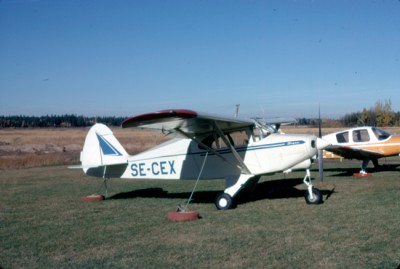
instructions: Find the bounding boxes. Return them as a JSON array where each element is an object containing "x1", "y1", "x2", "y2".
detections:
[{"x1": 316, "y1": 137, "x2": 331, "y2": 150}]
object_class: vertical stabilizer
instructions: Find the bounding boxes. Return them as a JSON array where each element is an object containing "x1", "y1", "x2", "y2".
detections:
[{"x1": 81, "y1": 124, "x2": 129, "y2": 173}]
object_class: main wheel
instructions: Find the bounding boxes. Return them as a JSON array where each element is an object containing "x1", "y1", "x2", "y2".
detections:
[
  {"x1": 305, "y1": 187, "x2": 322, "y2": 204},
  {"x1": 215, "y1": 193, "x2": 234, "y2": 210}
]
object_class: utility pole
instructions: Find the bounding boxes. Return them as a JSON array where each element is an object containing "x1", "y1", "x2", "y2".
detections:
[{"x1": 235, "y1": 104, "x2": 240, "y2": 118}]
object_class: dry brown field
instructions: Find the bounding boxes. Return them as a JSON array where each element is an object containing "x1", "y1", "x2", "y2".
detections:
[
  {"x1": 0, "y1": 127, "x2": 167, "y2": 170},
  {"x1": 1, "y1": 126, "x2": 400, "y2": 170}
]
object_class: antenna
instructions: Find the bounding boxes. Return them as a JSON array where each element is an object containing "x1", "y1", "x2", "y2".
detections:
[{"x1": 235, "y1": 104, "x2": 240, "y2": 118}]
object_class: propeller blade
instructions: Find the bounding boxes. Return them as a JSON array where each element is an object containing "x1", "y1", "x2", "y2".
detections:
[
  {"x1": 318, "y1": 104, "x2": 324, "y2": 182},
  {"x1": 318, "y1": 105, "x2": 322, "y2": 138}
]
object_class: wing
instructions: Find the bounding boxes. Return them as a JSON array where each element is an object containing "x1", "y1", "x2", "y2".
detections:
[
  {"x1": 325, "y1": 145, "x2": 384, "y2": 160},
  {"x1": 122, "y1": 109, "x2": 254, "y2": 135},
  {"x1": 252, "y1": 117, "x2": 297, "y2": 133},
  {"x1": 262, "y1": 117, "x2": 297, "y2": 125},
  {"x1": 122, "y1": 109, "x2": 255, "y2": 174}
]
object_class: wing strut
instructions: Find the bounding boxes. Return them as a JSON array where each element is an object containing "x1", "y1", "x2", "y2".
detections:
[
  {"x1": 174, "y1": 125, "x2": 250, "y2": 174},
  {"x1": 212, "y1": 121, "x2": 251, "y2": 175}
]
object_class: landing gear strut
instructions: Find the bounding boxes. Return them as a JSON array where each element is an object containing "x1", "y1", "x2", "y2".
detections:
[
  {"x1": 303, "y1": 169, "x2": 322, "y2": 204},
  {"x1": 215, "y1": 174, "x2": 260, "y2": 210}
]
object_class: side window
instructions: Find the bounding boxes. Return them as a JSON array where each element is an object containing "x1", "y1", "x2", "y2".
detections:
[
  {"x1": 228, "y1": 131, "x2": 248, "y2": 147},
  {"x1": 336, "y1": 132, "x2": 349, "y2": 143},
  {"x1": 199, "y1": 131, "x2": 249, "y2": 150},
  {"x1": 211, "y1": 136, "x2": 224, "y2": 149},
  {"x1": 199, "y1": 135, "x2": 214, "y2": 150},
  {"x1": 353, "y1": 129, "x2": 370, "y2": 142}
]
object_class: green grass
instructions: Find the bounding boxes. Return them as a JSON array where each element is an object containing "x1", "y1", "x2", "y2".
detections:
[{"x1": 1, "y1": 160, "x2": 400, "y2": 269}]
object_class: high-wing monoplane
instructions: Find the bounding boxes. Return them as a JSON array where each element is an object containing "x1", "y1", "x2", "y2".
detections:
[
  {"x1": 79, "y1": 109, "x2": 330, "y2": 209},
  {"x1": 322, "y1": 126, "x2": 400, "y2": 174}
]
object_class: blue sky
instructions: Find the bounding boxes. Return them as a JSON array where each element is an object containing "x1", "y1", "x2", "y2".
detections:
[{"x1": 1, "y1": 0, "x2": 399, "y2": 119}]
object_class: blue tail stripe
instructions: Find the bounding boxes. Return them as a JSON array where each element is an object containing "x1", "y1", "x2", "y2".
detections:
[{"x1": 96, "y1": 134, "x2": 122, "y2": 156}]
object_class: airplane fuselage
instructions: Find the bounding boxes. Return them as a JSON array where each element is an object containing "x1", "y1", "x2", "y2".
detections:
[
  {"x1": 323, "y1": 127, "x2": 400, "y2": 160},
  {"x1": 79, "y1": 117, "x2": 329, "y2": 208},
  {"x1": 112, "y1": 133, "x2": 319, "y2": 180}
]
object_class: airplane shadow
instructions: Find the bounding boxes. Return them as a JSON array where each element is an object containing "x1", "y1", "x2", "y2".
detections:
[
  {"x1": 236, "y1": 178, "x2": 335, "y2": 205},
  {"x1": 310, "y1": 163, "x2": 400, "y2": 177},
  {"x1": 374, "y1": 164, "x2": 400, "y2": 171},
  {"x1": 310, "y1": 167, "x2": 358, "y2": 177},
  {"x1": 109, "y1": 178, "x2": 335, "y2": 206},
  {"x1": 109, "y1": 187, "x2": 219, "y2": 204}
]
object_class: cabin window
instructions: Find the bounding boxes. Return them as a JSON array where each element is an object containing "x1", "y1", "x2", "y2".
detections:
[
  {"x1": 353, "y1": 129, "x2": 370, "y2": 142},
  {"x1": 228, "y1": 131, "x2": 249, "y2": 147},
  {"x1": 336, "y1": 132, "x2": 349, "y2": 143},
  {"x1": 199, "y1": 131, "x2": 249, "y2": 150},
  {"x1": 372, "y1": 127, "x2": 391, "y2": 141},
  {"x1": 199, "y1": 135, "x2": 215, "y2": 149}
]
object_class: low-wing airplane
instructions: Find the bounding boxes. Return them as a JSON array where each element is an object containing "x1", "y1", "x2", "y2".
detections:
[
  {"x1": 322, "y1": 126, "x2": 400, "y2": 174},
  {"x1": 79, "y1": 109, "x2": 330, "y2": 209}
]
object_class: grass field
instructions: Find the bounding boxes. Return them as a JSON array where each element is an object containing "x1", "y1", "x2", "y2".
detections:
[{"x1": 1, "y1": 159, "x2": 400, "y2": 269}]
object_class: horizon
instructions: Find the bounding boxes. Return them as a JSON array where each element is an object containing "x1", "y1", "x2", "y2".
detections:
[
  {"x1": 1, "y1": 106, "x2": 397, "y2": 121},
  {"x1": 1, "y1": 1, "x2": 399, "y2": 119}
]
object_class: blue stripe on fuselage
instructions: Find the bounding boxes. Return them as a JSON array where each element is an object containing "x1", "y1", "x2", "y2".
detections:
[
  {"x1": 128, "y1": 140, "x2": 306, "y2": 162},
  {"x1": 198, "y1": 140, "x2": 305, "y2": 156}
]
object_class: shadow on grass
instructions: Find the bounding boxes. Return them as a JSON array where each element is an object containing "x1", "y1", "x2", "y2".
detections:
[
  {"x1": 109, "y1": 187, "x2": 219, "y2": 204},
  {"x1": 310, "y1": 163, "x2": 400, "y2": 177},
  {"x1": 108, "y1": 177, "x2": 336, "y2": 206},
  {"x1": 244, "y1": 178, "x2": 335, "y2": 203},
  {"x1": 312, "y1": 167, "x2": 358, "y2": 177}
]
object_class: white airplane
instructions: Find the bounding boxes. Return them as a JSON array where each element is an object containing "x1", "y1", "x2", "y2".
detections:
[
  {"x1": 322, "y1": 126, "x2": 400, "y2": 175},
  {"x1": 79, "y1": 109, "x2": 330, "y2": 209}
]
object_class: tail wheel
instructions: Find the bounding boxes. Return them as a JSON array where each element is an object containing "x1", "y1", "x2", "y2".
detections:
[
  {"x1": 215, "y1": 193, "x2": 234, "y2": 210},
  {"x1": 305, "y1": 188, "x2": 322, "y2": 204}
]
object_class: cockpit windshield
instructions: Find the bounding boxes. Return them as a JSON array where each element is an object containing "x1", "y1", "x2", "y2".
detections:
[
  {"x1": 252, "y1": 120, "x2": 278, "y2": 141},
  {"x1": 372, "y1": 127, "x2": 391, "y2": 141}
]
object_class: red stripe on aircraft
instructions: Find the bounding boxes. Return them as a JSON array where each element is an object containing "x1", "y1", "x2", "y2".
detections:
[{"x1": 122, "y1": 109, "x2": 198, "y2": 128}]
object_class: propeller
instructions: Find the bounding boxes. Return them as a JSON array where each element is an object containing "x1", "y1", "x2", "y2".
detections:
[{"x1": 318, "y1": 105, "x2": 324, "y2": 182}]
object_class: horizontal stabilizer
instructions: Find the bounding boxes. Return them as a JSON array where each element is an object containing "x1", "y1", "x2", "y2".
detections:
[{"x1": 68, "y1": 165, "x2": 82, "y2": 169}]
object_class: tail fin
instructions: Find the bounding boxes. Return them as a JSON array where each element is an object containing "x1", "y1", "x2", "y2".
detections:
[{"x1": 80, "y1": 123, "x2": 129, "y2": 176}]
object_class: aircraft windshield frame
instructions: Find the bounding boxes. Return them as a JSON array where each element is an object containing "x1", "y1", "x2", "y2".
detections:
[
  {"x1": 252, "y1": 120, "x2": 278, "y2": 140},
  {"x1": 372, "y1": 127, "x2": 391, "y2": 141}
]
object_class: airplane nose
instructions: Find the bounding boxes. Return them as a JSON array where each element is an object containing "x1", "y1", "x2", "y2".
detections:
[{"x1": 316, "y1": 137, "x2": 331, "y2": 150}]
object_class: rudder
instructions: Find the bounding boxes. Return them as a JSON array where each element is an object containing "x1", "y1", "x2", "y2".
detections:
[{"x1": 80, "y1": 123, "x2": 129, "y2": 176}]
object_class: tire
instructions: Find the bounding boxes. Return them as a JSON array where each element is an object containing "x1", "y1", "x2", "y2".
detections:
[
  {"x1": 80, "y1": 194, "x2": 105, "y2": 203},
  {"x1": 167, "y1": 211, "x2": 199, "y2": 222},
  {"x1": 215, "y1": 193, "x2": 234, "y2": 210},
  {"x1": 305, "y1": 188, "x2": 322, "y2": 205}
]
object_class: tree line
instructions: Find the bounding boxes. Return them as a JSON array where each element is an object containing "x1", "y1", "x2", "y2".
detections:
[
  {"x1": 340, "y1": 99, "x2": 400, "y2": 127},
  {"x1": 1, "y1": 99, "x2": 399, "y2": 128},
  {"x1": 0, "y1": 114, "x2": 126, "y2": 128},
  {"x1": 299, "y1": 99, "x2": 400, "y2": 127}
]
